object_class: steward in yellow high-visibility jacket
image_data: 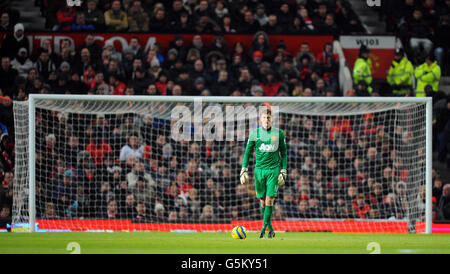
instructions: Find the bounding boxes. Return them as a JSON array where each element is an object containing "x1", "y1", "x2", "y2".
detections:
[
  {"x1": 414, "y1": 54, "x2": 441, "y2": 97},
  {"x1": 387, "y1": 48, "x2": 414, "y2": 96},
  {"x1": 353, "y1": 45, "x2": 373, "y2": 93}
]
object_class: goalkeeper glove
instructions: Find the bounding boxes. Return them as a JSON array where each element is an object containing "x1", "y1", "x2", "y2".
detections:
[
  {"x1": 278, "y1": 169, "x2": 287, "y2": 186},
  {"x1": 240, "y1": 167, "x2": 249, "y2": 185}
]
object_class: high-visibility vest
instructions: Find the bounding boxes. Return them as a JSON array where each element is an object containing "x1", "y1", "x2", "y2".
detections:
[
  {"x1": 414, "y1": 61, "x2": 441, "y2": 97},
  {"x1": 387, "y1": 57, "x2": 414, "y2": 95},
  {"x1": 353, "y1": 57, "x2": 372, "y2": 93}
]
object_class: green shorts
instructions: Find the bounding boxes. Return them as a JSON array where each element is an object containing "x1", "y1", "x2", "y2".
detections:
[{"x1": 254, "y1": 167, "x2": 280, "y2": 199}]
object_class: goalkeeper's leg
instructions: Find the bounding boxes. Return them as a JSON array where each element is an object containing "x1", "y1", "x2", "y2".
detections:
[
  {"x1": 254, "y1": 168, "x2": 267, "y2": 238},
  {"x1": 264, "y1": 196, "x2": 275, "y2": 236},
  {"x1": 261, "y1": 168, "x2": 279, "y2": 237},
  {"x1": 260, "y1": 199, "x2": 266, "y2": 220}
]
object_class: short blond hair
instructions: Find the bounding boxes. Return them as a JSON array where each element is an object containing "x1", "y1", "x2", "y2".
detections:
[{"x1": 259, "y1": 107, "x2": 272, "y2": 117}]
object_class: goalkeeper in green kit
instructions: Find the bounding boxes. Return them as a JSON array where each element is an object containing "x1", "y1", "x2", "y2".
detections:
[{"x1": 240, "y1": 107, "x2": 287, "y2": 239}]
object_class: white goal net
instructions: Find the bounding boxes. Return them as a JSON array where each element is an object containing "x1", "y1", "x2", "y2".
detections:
[{"x1": 12, "y1": 96, "x2": 432, "y2": 233}]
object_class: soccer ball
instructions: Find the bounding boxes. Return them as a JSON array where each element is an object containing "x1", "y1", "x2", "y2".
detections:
[{"x1": 231, "y1": 226, "x2": 247, "y2": 239}]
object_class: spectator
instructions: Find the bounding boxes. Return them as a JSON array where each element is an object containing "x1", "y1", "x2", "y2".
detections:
[
  {"x1": 435, "y1": 97, "x2": 450, "y2": 164},
  {"x1": 278, "y1": 189, "x2": 298, "y2": 218},
  {"x1": 67, "y1": 71, "x2": 88, "y2": 94},
  {"x1": 131, "y1": 68, "x2": 153, "y2": 94},
  {"x1": 86, "y1": 127, "x2": 113, "y2": 167},
  {"x1": 121, "y1": 48, "x2": 136, "y2": 79},
  {"x1": 127, "y1": 0, "x2": 150, "y2": 32},
  {"x1": 399, "y1": 7, "x2": 434, "y2": 62},
  {"x1": 172, "y1": 11, "x2": 194, "y2": 33},
  {"x1": 107, "y1": 73, "x2": 126, "y2": 95},
  {"x1": 72, "y1": 47, "x2": 96, "y2": 77},
  {"x1": 1, "y1": 170, "x2": 13, "y2": 191},
  {"x1": 433, "y1": 15, "x2": 450, "y2": 72},
  {"x1": 295, "y1": 42, "x2": 316, "y2": 68},
  {"x1": 317, "y1": 13, "x2": 341, "y2": 38},
  {"x1": 260, "y1": 70, "x2": 282, "y2": 97},
  {"x1": 295, "y1": 199, "x2": 312, "y2": 218},
  {"x1": 187, "y1": 188, "x2": 201, "y2": 218},
  {"x1": 277, "y1": 3, "x2": 294, "y2": 31},
  {"x1": 84, "y1": 0, "x2": 105, "y2": 31},
  {"x1": 352, "y1": 193, "x2": 371, "y2": 219},
  {"x1": 42, "y1": 202, "x2": 59, "y2": 219},
  {"x1": 296, "y1": 6, "x2": 315, "y2": 32},
  {"x1": 193, "y1": 14, "x2": 222, "y2": 34},
  {"x1": 335, "y1": 1, "x2": 365, "y2": 34},
  {"x1": 129, "y1": 174, "x2": 155, "y2": 205},
  {"x1": 199, "y1": 204, "x2": 217, "y2": 222},
  {"x1": 0, "y1": 57, "x2": 18, "y2": 97},
  {"x1": 316, "y1": 42, "x2": 339, "y2": 88},
  {"x1": 148, "y1": 7, "x2": 168, "y2": 32},
  {"x1": 307, "y1": 197, "x2": 322, "y2": 218},
  {"x1": 254, "y1": 3, "x2": 268, "y2": 27},
  {"x1": 354, "y1": 80, "x2": 370, "y2": 97},
  {"x1": 104, "y1": 199, "x2": 120, "y2": 219},
  {"x1": 312, "y1": 2, "x2": 329, "y2": 27},
  {"x1": 263, "y1": 14, "x2": 282, "y2": 35},
  {"x1": 421, "y1": 0, "x2": 439, "y2": 29},
  {"x1": 1, "y1": 23, "x2": 29, "y2": 59},
  {"x1": 297, "y1": 54, "x2": 314, "y2": 88},
  {"x1": 208, "y1": 34, "x2": 230, "y2": 62},
  {"x1": 173, "y1": 170, "x2": 193, "y2": 197},
  {"x1": 272, "y1": 204, "x2": 286, "y2": 220},
  {"x1": 211, "y1": 69, "x2": 233, "y2": 96},
  {"x1": 168, "y1": 0, "x2": 189, "y2": 26},
  {"x1": 11, "y1": 48, "x2": 33, "y2": 79},
  {"x1": 34, "y1": 48, "x2": 57, "y2": 82},
  {"x1": 79, "y1": 35, "x2": 103, "y2": 65},
  {"x1": 214, "y1": 0, "x2": 229, "y2": 20},
  {"x1": 135, "y1": 202, "x2": 151, "y2": 221},
  {"x1": 0, "y1": 11, "x2": 12, "y2": 32},
  {"x1": 388, "y1": 0, "x2": 417, "y2": 33},
  {"x1": 437, "y1": 184, "x2": 450, "y2": 220},
  {"x1": 248, "y1": 31, "x2": 273, "y2": 62},
  {"x1": 237, "y1": 10, "x2": 260, "y2": 33},
  {"x1": 71, "y1": 12, "x2": 95, "y2": 31},
  {"x1": 119, "y1": 133, "x2": 144, "y2": 162},
  {"x1": 380, "y1": 193, "x2": 397, "y2": 219},
  {"x1": 220, "y1": 14, "x2": 236, "y2": 33},
  {"x1": 147, "y1": 59, "x2": 163, "y2": 84},
  {"x1": 55, "y1": 4, "x2": 76, "y2": 31},
  {"x1": 104, "y1": 0, "x2": 128, "y2": 32},
  {"x1": 121, "y1": 193, "x2": 137, "y2": 219},
  {"x1": 192, "y1": 0, "x2": 214, "y2": 22},
  {"x1": 40, "y1": 39, "x2": 61, "y2": 67},
  {"x1": 103, "y1": 40, "x2": 122, "y2": 63}
]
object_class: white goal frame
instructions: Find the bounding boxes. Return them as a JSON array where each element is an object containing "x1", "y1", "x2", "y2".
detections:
[{"x1": 25, "y1": 95, "x2": 433, "y2": 233}]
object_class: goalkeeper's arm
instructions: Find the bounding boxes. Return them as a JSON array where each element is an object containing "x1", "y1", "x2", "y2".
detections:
[{"x1": 240, "y1": 138, "x2": 255, "y2": 185}]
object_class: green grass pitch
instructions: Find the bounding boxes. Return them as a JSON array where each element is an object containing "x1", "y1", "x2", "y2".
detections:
[{"x1": 0, "y1": 232, "x2": 449, "y2": 254}]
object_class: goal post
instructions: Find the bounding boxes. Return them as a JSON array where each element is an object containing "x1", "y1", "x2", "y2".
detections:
[{"x1": 14, "y1": 95, "x2": 432, "y2": 233}]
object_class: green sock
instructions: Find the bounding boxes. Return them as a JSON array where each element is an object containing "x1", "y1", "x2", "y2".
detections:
[
  {"x1": 260, "y1": 206, "x2": 266, "y2": 233},
  {"x1": 266, "y1": 206, "x2": 274, "y2": 232},
  {"x1": 262, "y1": 205, "x2": 274, "y2": 233}
]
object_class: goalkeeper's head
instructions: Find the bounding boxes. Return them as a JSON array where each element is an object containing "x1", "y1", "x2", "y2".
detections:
[{"x1": 259, "y1": 107, "x2": 272, "y2": 130}]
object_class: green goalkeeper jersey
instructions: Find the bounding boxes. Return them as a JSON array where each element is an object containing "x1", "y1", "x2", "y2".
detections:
[{"x1": 242, "y1": 127, "x2": 287, "y2": 170}]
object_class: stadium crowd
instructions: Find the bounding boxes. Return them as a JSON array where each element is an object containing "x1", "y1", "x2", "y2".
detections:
[
  {"x1": 378, "y1": 0, "x2": 450, "y2": 72},
  {"x1": 0, "y1": 0, "x2": 449, "y2": 226}
]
